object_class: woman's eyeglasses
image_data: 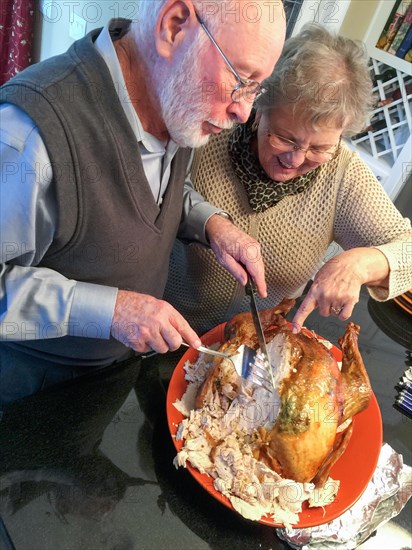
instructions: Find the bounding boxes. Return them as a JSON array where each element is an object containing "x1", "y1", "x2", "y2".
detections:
[{"x1": 266, "y1": 131, "x2": 341, "y2": 163}]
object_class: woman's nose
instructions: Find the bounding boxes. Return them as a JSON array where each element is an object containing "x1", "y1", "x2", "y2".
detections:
[{"x1": 282, "y1": 149, "x2": 307, "y2": 166}]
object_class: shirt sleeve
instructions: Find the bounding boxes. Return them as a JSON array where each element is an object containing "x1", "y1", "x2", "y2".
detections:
[
  {"x1": 334, "y1": 152, "x2": 412, "y2": 300},
  {"x1": 0, "y1": 104, "x2": 118, "y2": 341},
  {"x1": 178, "y1": 150, "x2": 224, "y2": 244}
]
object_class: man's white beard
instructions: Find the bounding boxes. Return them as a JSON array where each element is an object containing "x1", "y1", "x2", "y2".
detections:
[
  {"x1": 160, "y1": 76, "x2": 211, "y2": 148},
  {"x1": 156, "y1": 42, "x2": 235, "y2": 148}
]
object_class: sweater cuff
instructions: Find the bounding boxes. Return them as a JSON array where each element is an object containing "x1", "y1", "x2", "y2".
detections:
[
  {"x1": 68, "y1": 281, "x2": 118, "y2": 339},
  {"x1": 367, "y1": 244, "x2": 399, "y2": 301}
]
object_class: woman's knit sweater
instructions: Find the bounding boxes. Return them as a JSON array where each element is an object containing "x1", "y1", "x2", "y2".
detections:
[{"x1": 164, "y1": 131, "x2": 412, "y2": 335}]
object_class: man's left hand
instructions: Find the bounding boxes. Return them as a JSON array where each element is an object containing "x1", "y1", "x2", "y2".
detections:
[{"x1": 205, "y1": 214, "x2": 267, "y2": 298}]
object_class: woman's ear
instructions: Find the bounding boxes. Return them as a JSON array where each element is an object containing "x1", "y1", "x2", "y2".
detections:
[{"x1": 155, "y1": 0, "x2": 195, "y2": 59}]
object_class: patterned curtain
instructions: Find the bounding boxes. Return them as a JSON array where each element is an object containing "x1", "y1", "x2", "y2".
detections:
[{"x1": 0, "y1": 0, "x2": 35, "y2": 85}]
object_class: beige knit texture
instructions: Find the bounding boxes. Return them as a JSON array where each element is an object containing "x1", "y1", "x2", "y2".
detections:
[{"x1": 164, "y1": 133, "x2": 412, "y2": 334}]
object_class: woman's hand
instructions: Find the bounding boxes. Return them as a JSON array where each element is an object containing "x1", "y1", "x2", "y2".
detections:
[
  {"x1": 205, "y1": 213, "x2": 267, "y2": 298},
  {"x1": 111, "y1": 290, "x2": 202, "y2": 353},
  {"x1": 291, "y1": 248, "x2": 390, "y2": 332}
]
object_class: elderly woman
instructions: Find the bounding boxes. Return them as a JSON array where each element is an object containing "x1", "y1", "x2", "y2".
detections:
[{"x1": 164, "y1": 24, "x2": 412, "y2": 335}]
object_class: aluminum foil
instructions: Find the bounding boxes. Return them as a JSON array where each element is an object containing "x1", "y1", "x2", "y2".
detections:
[{"x1": 276, "y1": 443, "x2": 412, "y2": 549}]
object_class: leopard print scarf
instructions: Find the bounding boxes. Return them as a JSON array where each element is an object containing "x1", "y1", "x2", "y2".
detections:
[{"x1": 228, "y1": 113, "x2": 319, "y2": 213}]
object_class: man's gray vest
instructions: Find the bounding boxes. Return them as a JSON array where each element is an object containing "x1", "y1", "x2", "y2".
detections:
[{"x1": 0, "y1": 21, "x2": 191, "y2": 365}]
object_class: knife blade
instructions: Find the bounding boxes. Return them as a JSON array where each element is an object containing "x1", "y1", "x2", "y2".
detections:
[{"x1": 245, "y1": 276, "x2": 276, "y2": 391}]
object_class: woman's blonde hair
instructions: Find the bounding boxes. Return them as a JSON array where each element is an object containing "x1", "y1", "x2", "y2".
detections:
[{"x1": 256, "y1": 23, "x2": 374, "y2": 136}]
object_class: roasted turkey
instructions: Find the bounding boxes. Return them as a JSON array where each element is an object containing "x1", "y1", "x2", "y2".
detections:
[{"x1": 195, "y1": 299, "x2": 372, "y2": 487}]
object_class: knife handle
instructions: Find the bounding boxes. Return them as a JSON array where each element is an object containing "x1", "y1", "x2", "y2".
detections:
[{"x1": 244, "y1": 275, "x2": 257, "y2": 296}]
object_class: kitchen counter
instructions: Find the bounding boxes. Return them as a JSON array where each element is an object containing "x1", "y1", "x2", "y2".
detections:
[{"x1": 0, "y1": 290, "x2": 411, "y2": 550}]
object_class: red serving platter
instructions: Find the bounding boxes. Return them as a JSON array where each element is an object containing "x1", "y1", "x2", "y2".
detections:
[{"x1": 166, "y1": 322, "x2": 382, "y2": 528}]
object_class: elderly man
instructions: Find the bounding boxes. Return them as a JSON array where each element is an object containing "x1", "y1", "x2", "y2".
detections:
[{"x1": 0, "y1": 0, "x2": 286, "y2": 401}]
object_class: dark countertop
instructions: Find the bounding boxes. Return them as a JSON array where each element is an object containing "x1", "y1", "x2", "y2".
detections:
[{"x1": 0, "y1": 290, "x2": 411, "y2": 550}]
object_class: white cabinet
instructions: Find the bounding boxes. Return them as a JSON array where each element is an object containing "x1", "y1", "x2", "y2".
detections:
[
  {"x1": 356, "y1": 1, "x2": 411, "y2": 200},
  {"x1": 347, "y1": 55, "x2": 411, "y2": 200},
  {"x1": 294, "y1": 0, "x2": 412, "y2": 201}
]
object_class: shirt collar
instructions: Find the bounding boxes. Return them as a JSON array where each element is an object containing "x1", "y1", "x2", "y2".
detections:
[{"x1": 94, "y1": 20, "x2": 178, "y2": 154}]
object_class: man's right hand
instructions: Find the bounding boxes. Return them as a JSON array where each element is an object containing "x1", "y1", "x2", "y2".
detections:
[{"x1": 110, "y1": 290, "x2": 202, "y2": 353}]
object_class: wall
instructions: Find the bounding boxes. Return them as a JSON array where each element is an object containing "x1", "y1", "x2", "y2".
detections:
[
  {"x1": 291, "y1": 0, "x2": 351, "y2": 36},
  {"x1": 34, "y1": 0, "x2": 381, "y2": 61},
  {"x1": 34, "y1": 0, "x2": 135, "y2": 62},
  {"x1": 338, "y1": 0, "x2": 380, "y2": 40},
  {"x1": 34, "y1": 0, "x2": 370, "y2": 62}
]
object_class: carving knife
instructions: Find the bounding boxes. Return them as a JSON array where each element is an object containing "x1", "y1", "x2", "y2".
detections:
[{"x1": 245, "y1": 276, "x2": 276, "y2": 391}]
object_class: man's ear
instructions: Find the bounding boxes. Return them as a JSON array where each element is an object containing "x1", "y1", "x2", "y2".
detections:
[{"x1": 155, "y1": 0, "x2": 195, "y2": 59}]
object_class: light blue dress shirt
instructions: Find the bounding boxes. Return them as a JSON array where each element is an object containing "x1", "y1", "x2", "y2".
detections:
[{"x1": 0, "y1": 22, "x2": 218, "y2": 342}]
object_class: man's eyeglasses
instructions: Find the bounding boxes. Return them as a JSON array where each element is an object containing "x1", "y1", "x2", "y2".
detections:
[
  {"x1": 194, "y1": 10, "x2": 266, "y2": 103},
  {"x1": 266, "y1": 131, "x2": 341, "y2": 164}
]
